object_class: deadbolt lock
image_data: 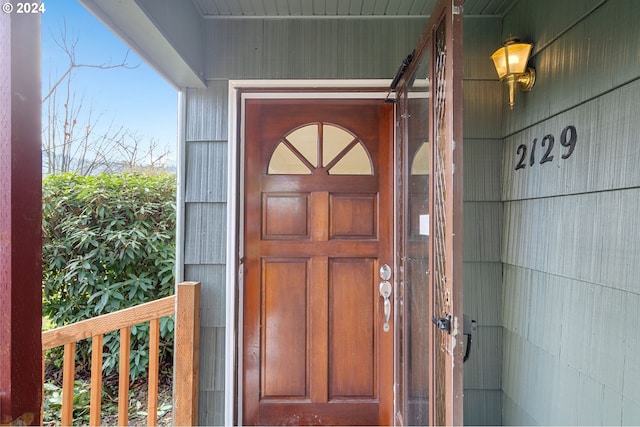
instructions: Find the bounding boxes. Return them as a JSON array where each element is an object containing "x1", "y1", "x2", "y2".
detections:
[{"x1": 379, "y1": 264, "x2": 392, "y2": 281}]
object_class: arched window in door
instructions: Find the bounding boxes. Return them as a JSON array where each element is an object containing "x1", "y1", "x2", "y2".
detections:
[{"x1": 268, "y1": 123, "x2": 373, "y2": 175}]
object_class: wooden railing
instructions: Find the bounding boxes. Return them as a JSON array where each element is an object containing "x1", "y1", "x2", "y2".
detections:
[{"x1": 42, "y1": 281, "x2": 201, "y2": 426}]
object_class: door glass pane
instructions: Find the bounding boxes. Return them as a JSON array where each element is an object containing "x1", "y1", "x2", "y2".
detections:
[
  {"x1": 287, "y1": 124, "x2": 318, "y2": 167},
  {"x1": 398, "y1": 44, "x2": 431, "y2": 426},
  {"x1": 268, "y1": 142, "x2": 312, "y2": 174},
  {"x1": 322, "y1": 124, "x2": 356, "y2": 166},
  {"x1": 328, "y1": 142, "x2": 372, "y2": 175}
]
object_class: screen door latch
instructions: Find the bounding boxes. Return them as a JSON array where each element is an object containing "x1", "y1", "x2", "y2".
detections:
[
  {"x1": 432, "y1": 314, "x2": 477, "y2": 362},
  {"x1": 432, "y1": 313, "x2": 452, "y2": 334}
]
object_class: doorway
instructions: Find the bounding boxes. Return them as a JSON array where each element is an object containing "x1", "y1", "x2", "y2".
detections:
[{"x1": 241, "y1": 98, "x2": 395, "y2": 425}]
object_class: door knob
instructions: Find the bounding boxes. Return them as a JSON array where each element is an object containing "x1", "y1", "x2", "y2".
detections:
[{"x1": 379, "y1": 281, "x2": 392, "y2": 332}]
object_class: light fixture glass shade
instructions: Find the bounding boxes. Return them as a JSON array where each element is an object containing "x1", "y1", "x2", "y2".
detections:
[{"x1": 491, "y1": 42, "x2": 533, "y2": 79}]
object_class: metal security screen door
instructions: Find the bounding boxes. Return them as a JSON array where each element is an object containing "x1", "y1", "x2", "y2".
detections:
[{"x1": 394, "y1": 0, "x2": 464, "y2": 425}]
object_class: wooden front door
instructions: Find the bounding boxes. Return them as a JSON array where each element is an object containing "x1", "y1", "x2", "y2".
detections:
[{"x1": 243, "y1": 98, "x2": 394, "y2": 426}]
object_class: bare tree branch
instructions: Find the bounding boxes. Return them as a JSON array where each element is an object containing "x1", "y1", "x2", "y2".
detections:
[
  {"x1": 42, "y1": 22, "x2": 140, "y2": 104},
  {"x1": 42, "y1": 21, "x2": 170, "y2": 176}
]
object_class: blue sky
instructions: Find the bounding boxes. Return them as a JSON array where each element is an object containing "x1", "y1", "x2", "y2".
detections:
[{"x1": 41, "y1": 0, "x2": 178, "y2": 165}]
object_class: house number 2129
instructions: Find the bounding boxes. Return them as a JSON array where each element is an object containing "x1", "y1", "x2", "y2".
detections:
[{"x1": 515, "y1": 125, "x2": 577, "y2": 171}]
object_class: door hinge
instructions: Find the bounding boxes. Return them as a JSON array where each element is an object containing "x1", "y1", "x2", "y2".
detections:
[{"x1": 453, "y1": 5, "x2": 463, "y2": 15}]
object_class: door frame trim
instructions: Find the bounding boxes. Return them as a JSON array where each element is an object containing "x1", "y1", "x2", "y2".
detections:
[{"x1": 225, "y1": 80, "x2": 394, "y2": 425}]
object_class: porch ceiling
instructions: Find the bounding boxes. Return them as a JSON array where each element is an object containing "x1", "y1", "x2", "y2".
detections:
[{"x1": 191, "y1": 0, "x2": 517, "y2": 18}]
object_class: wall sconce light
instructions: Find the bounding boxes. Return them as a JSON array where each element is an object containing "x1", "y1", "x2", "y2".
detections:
[{"x1": 491, "y1": 37, "x2": 535, "y2": 110}]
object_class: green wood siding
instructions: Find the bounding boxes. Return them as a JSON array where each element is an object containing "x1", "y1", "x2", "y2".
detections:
[
  {"x1": 501, "y1": 0, "x2": 640, "y2": 424},
  {"x1": 204, "y1": 18, "x2": 425, "y2": 79},
  {"x1": 503, "y1": 81, "x2": 640, "y2": 201},
  {"x1": 462, "y1": 17, "x2": 504, "y2": 426},
  {"x1": 182, "y1": 82, "x2": 230, "y2": 425}
]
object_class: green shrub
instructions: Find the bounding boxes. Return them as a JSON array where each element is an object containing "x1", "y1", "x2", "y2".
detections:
[
  {"x1": 42, "y1": 172, "x2": 176, "y2": 380},
  {"x1": 43, "y1": 380, "x2": 92, "y2": 425}
]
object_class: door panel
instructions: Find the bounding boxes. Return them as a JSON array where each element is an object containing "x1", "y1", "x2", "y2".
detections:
[
  {"x1": 261, "y1": 258, "x2": 309, "y2": 399},
  {"x1": 262, "y1": 193, "x2": 310, "y2": 239},
  {"x1": 243, "y1": 99, "x2": 393, "y2": 426},
  {"x1": 329, "y1": 194, "x2": 378, "y2": 239},
  {"x1": 328, "y1": 258, "x2": 375, "y2": 399}
]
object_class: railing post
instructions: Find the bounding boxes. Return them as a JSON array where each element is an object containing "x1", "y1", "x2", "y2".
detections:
[
  {"x1": 173, "y1": 282, "x2": 201, "y2": 426},
  {"x1": 61, "y1": 342, "x2": 76, "y2": 426},
  {"x1": 118, "y1": 327, "x2": 131, "y2": 427}
]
